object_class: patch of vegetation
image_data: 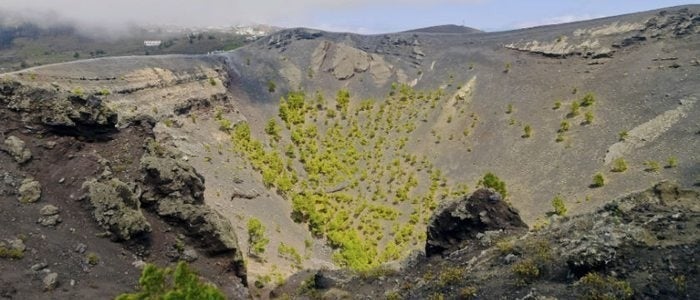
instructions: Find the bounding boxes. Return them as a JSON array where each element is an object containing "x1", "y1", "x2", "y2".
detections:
[
  {"x1": 644, "y1": 160, "x2": 660, "y2": 172},
  {"x1": 522, "y1": 124, "x2": 532, "y2": 138},
  {"x1": 583, "y1": 111, "x2": 594, "y2": 124},
  {"x1": 568, "y1": 101, "x2": 580, "y2": 117},
  {"x1": 551, "y1": 195, "x2": 567, "y2": 216},
  {"x1": 611, "y1": 158, "x2": 628, "y2": 173},
  {"x1": 553, "y1": 101, "x2": 562, "y2": 110},
  {"x1": 618, "y1": 131, "x2": 628, "y2": 141},
  {"x1": 267, "y1": 80, "x2": 276, "y2": 93},
  {"x1": 248, "y1": 218, "x2": 269, "y2": 256},
  {"x1": 506, "y1": 103, "x2": 513, "y2": 114},
  {"x1": 116, "y1": 262, "x2": 225, "y2": 300},
  {"x1": 478, "y1": 172, "x2": 507, "y2": 198},
  {"x1": 0, "y1": 245, "x2": 24, "y2": 259},
  {"x1": 666, "y1": 156, "x2": 678, "y2": 168},
  {"x1": 208, "y1": 77, "x2": 217, "y2": 86},
  {"x1": 577, "y1": 272, "x2": 633, "y2": 300},
  {"x1": 580, "y1": 92, "x2": 596, "y2": 107},
  {"x1": 559, "y1": 121, "x2": 570, "y2": 133},
  {"x1": 437, "y1": 266, "x2": 465, "y2": 287},
  {"x1": 278, "y1": 242, "x2": 303, "y2": 268},
  {"x1": 591, "y1": 173, "x2": 605, "y2": 188},
  {"x1": 86, "y1": 252, "x2": 100, "y2": 265},
  {"x1": 512, "y1": 259, "x2": 540, "y2": 284},
  {"x1": 229, "y1": 86, "x2": 462, "y2": 271},
  {"x1": 504, "y1": 62, "x2": 512, "y2": 73}
]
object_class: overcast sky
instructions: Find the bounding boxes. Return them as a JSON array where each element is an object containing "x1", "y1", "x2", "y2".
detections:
[{"x1": 1, "y1": 0, "x2": 697, "y2": 33}]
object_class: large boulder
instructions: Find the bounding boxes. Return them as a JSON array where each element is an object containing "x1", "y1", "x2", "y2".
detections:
[
  {"x1": 81, "y1": 178, "x2": 151, "y2": 241},
  {"x1": 2, "y1": 136, "x2": 32, "y2": 164},
  {"x1": 425, "y1": 188, "x2": 528, "y2": 256}
]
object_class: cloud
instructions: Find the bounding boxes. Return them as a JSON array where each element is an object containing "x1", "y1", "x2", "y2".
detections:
[{"x1": 0, "y1": 0, "x2": 485, "y2": 29}]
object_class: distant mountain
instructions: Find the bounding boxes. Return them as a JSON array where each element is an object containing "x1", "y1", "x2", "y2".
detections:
[{"x1": 403, "y1": 24, "x2": 483, "y2": 34}]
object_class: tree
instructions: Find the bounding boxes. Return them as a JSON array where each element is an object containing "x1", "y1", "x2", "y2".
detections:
[
  {"x1": 247, "y1": 218, "x2": 269, "y2": 256},
  {"x1": 116, "y1": 262, "x2": 225, "y2": 300},
  {"x1": 591, "y1": 173, "x2": 605, "y2": 188},
  {"x1": 551, "y1": 195, "x2": 567, "y2": 216},
  {"x1": 479, "y1": 172, "x2": 507, "y2": 198}
]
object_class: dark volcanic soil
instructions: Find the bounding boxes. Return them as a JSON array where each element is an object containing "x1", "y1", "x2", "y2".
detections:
[{"x1": 0, "y1": 101, "x2": 244, "y2": 299}]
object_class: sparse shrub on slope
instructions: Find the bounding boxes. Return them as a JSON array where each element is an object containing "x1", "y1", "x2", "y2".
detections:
[
  {"x1": 591, "y1": 173, "x2": 605, "y2": 188},
  {"x1": 478, "y1": 173, "x2": 507, "y2": 198},
  {"x1": 248, "y1": 218, "x2": 269, "y2": 256},
  {"x1": 611, "y1": 158, "x2": 628, "y2": 172},
  {"x1": 551, "y1": 195, "x2": 567, "y2": 216},
  {"x1": 116, "y1": 262, "x2": 225, "y2": 300}
]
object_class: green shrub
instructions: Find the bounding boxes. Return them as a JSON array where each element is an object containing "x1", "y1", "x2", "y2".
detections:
[
  {"x1": 506, "y1": 103, "x2": 513, "y2": 114},
  {"x1": 504, "y1": 62, "x2": 512, "y2": 73},
  {"x1": 644, "y1": 160, "x2": 660, "y2": 172},
  {"x1": 512, "y1": 259, "x2": 540, "y2": 284},
  {"x1": 0, "y1": 246, "x2": 24, "y2": 259},
  {"x1": 116, "y1": 262, "x2": 225, "y2": 300},
  {"x1": 577, "y1": 273, "x2": 633, "y2": 300},
  {"x1": 86, "y1": 252, "x2": 100, "y2": 265},
  {"x1": 278, "y1": 243, "x2": 303, "y2": 268},
  {"x1": 611, "y1": 158, "x2": 628, "y2": 172},
  {"x1": 666, "y1": 156, "x2": 678, "y2": 168},
  {"x1": 553, "y1": 101, "x2": 562, "y2": 110},
  {"x1": 437, "y1": 267, "x2": 464, "y2": 287},
  {"x1": 522, "y1": 125, "x2": 532, "y2": 138},
  {"x1": 592, "y1": 173, "x2": 605, "y2": 187},
  {"x1": 208, "y1": 77, "x2": 217, "y2": 86},
  {"x1": 559, "y1": 121, "x2": 570, "y2": 133},
  {"x1": 267, "y1": 80, "x2": 276, "y2": 93},
  {"x1": 248, "y1": 218, "x2": 269, "y2": 256},
  {"x1": 479, "y1": 173, "x2": 507, "y2": 198},
  {"x1": 618, "y1": 131, "x2": 628, "y2": 141},
  {"x1": 555, "y1": 133, "x2": 565, "y2": 143},
  {"x1": 580, "y1": 93, "x2": 596, "y2": 107},
  {"x1": 551, "y1": 195, "x2": 567, "y2": 216},
  {"x1": 569, "y1": 101, "x2": 580, "y2": 117},
  {"x1": 584, "y1": 111, "x2": 594, "y2": 124}
]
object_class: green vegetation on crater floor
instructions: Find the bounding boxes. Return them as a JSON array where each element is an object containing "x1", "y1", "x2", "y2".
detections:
[{"x1": 226, "y1": 84, "x2": 477, "y2": 270}]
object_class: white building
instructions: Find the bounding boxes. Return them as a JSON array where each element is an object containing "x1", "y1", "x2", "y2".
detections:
[{"x1": 143, "y1": 40, "x2": 162, "y2": 47}]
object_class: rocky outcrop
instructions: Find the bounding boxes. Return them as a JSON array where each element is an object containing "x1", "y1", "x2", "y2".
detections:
[
  {"x1": 311, "y1": 41, "x2": 395, "y2": 83},
  {"x1": 81, "y1": 178, "x2": 151, "y2": 241},
  {"x1": 17, "y1": 178, "x2": 41, "y2": 203},
  {"x1": 425, "y1": 188, "x2": 528, "y2": 256},
  {"x1": 0, "y1": 80, "x2": 117, "y2": 138},
  {"x1": 138, "y1": 140, "x2": 246, "y2": 280},
  {"x1": 2, "y1": 136, "x2": 32, "y2": 164},
  {"x1": 37, "y1": 204, "x2": 62, "y2": 227}
]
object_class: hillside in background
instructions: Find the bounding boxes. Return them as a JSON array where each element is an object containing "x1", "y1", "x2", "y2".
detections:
[
  {"x1": 0, "y1": 4, "x2": 698, "y2": 299},
  {"x1": 0, "y1": 17, "x2": 279, "y2": 72}
]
